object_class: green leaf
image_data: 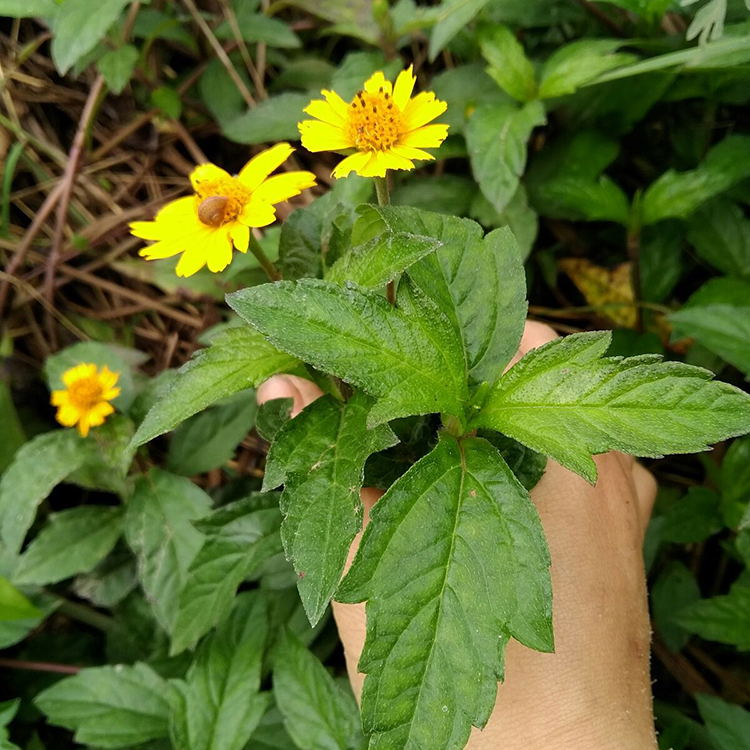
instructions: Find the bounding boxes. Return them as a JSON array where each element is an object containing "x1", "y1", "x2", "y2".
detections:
[
  {"x1": 593, "y1": 0, "x2": 671, "y2": 18},
  {"x1": 0, "y1": 0, "x2": 57, "y2": 17},
  {"x1": 97, "y1": 44, "x2": 139, "y2": 94},
  {"x1": 531, "y1": 175, "x2": 630, "y2": 225},
  {"x1": 326, "y1": 207, "x2": 441, "y2": 288},
  {"x1": 472, "y1": 330, "x2": 750, "y2": 484},
  {"x1": 669, "y1": 278, "x2": 750, "y2": 377},
  {"x1": 478, "y1": 433, "x2": 547, "y2": 492},
  {"x1": 167, "y1": 392, "x2": 257, "y2": 476},
  {"x1": 0, "y1": 591, "x2": 59, "y2": 649},
  {"x1": 640, "y1": 223, "x2": 684, "y2": 304},
  {"x1": 676, "y1": 584, "x2": 750, "y2": 650},
  {"x1": 697, "y1": 694, "x2": 750, "y2": 750},
  {"x1": 171, "y1": 494, "x2": 282, "y2": 655},
  {"x1": 285, "y1": 0, "x2": 380, "y2": 45},
  {"x1": 13, "y1": 506, "x2": 124, "y2": 586},
  {"x1": 659, "y1": 487, "x2": 723, "y2": 543},
  {"x1": 685, "y1": 0, "x2": 729, "y2": 45},
  {"x1": 223, "y1": 93, "x2": 311, "y2": 145},
  {"x1": 73, "y1": 554, "x2": 137, "y2": 609},
  {"x1": 51, "y1": 0, "x2": 131, "y2": 75},
  {"x1": 273, "y1": 629, "x2": 364, "y2": 750},
  {"x1": 358, "y1": 205, "x2": 528, "y2": 387},
  {"x1": 429, "y1": 0, "x2": 491, "y2": 61},
  {"x1": 651, "y1": 561, "x2": 701, "y2": 652},
  {"x1": 256, "y1": 398, "x2": 294, "y2": 442},
  {"x1": 538, "y1": 40, "x2": 636, "y2": 99},
  {"x1": 0, "y1": 380, "x2": 25, "y2": 474},
  {"x1": 642, "y1": 135, "x2": 750, "y2": 225},
  {"x1": 479, "y1": 24, "x2": 537, "y2": 102},
  {"x1": 125, "y1": 469, "x2": 212, "y2": 633},
  {"x1": 0, "y1": 430, "x2": 92, "y2": 555},
  {"x1": 131, "y1": 328, "x2": 297, "y2": 448},
  {"x1": 0, "y1": 576, "x2": 41, "y2": 621},
  {"x1": 34, "y1": 663, "x2": 175, "y2": 749},
  {"x1": 338, "y1": 436, "x2": 552, "y2": 750},
  {"x1": 687, "y1": 198, "x2": 750, "y2": 278},
  {"x1": 227, "y1": 278, "x2": 469, "y2": 427},
  {"x1": 264, "y1": 393, "x2": 396, "y2": 625},
  {"x1": 0, "y1": 698, "x2": 20, "y2": 750},
  {"x1": 721, "y1": 436, "x2": 750, "y2": 528},
  {"x1": 215, "y1": 4, "x2": 301, "y2": 48},
  {"x1": 329, "y1": 51, "x2": 402, "y2": 101},
  {"x1": 199, "y1": 58, "x2": 248, "y2": 127},
  {"x1": 467, "y1": 101, "x2": 546, "y2": 213},
  {"x1": 151, "y1": 86, "x2": 182, "y2": 119},
  {"x1": 170, "y1": 592, "x2": 269, "y2": 750}
]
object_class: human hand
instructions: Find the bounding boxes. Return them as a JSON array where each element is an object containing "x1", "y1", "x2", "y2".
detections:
[{"x1": 258, "y1": 321, "x2": 659, "y2": 750}]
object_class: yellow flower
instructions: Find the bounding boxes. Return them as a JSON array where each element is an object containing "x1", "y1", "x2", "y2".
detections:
[
  {"x1": 299, "y1": 66, "x2": 449, "y2": 178},
  {"x1": 51, "y1": 364, "x2": 121, "y2": 437},
  {"x1": 130, "y1": 144, "x2": 316, "y2": 277}
]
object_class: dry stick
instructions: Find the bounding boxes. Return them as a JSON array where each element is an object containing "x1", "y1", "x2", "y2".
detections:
[
  {"x1": 183, "y1": 0, "x2": 256, "y2": 107},
  {"x1": 171, "y1": 119, "x2": 209, "y2": 164},
  {"x1": 220, "y1": 0, "x2": 267, "y2": 98},
  {"x1": 0, "y1": 658, "x2": 81, "y2": 675}
]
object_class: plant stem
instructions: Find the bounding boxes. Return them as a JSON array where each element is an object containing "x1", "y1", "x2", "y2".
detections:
[
  {"x1": 57, "y1": 598, "x2": 120, "y2": 634},
  {"x1": 248, "y1": 233, "x2": 281, "y2": 281},
  {"x1": 374, "y1": 174, "x2": 395, "y2": 303}
]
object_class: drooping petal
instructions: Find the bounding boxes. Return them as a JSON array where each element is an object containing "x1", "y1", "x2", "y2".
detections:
[
  {"x1": 298, "y1": 120, "x2": 353, "y2": 152},
  {"x1": 190, "y1": 163, "x2": 233, "y2": 193},
  {"x1": 331, "y1": 151, "x2": 372, "y2": 178},
  {"x1": 402, "y1": 92, "x2": 448, "y2": 131},
  {"x1": 392, "y1": 145, "x2": 436, "y2": 162},
  {"x1": 238, "y1": 143, "x2": 294, "y2": 191},
  {"x1": 363, "y1": 71, "x2": 391, "y2": 96},
  {"x1": 230, "y1": 222, "x2": 250, "y2": 253},
  {"x1": 393, "y1": 65, "x2": 416, "y2": 111},
  {"x1": 239, "y1": 201, "x2": 277, "y2": 228},
  {"x1": 400, "y1": 123, "x2": 449, "y2": 149},
  {"x1": 251, "y1": 171, "x2": 316, "y2": 204},
  {"x1": 77, "y1": 413, "x2": 91, "y2": 438},
  {"x1": 322, "y1": 89, "x2": 350, "y2": 118},
  {"x1": 381, "y1": 149, "x2": 415, "y2": 172},
  {"x1": 206, "y1": 228, "x2": 234, "y2": 273},
  {"x1": 175, "y1": 245, "x2": 208, "y2": 277},
  {"x1": 304, "y1": 99, "x2": 344, "y2": 126},
  {"x1": 358, "y1": 151, "x2": 390, "y2": 178}
]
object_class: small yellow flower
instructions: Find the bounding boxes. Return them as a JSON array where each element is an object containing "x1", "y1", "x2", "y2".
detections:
[
  {"x1": 51, "y1": 364, "x2": 120, "y2": 437},
  {"x1": 130, "y1": 144, "x2": 316, "y2": 277},
  {"x1": 299, "y1": 66, "x2": 449, "y2": 178}
]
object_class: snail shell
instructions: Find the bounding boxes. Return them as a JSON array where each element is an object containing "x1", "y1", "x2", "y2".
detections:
[{"x1": 198, "y1": 195, "x2": 230, "y2": 227}]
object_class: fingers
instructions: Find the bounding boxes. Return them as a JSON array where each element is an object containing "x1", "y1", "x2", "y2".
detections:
[{"x1": 256, "y1": 373, "x2": 324, "y2": 415}]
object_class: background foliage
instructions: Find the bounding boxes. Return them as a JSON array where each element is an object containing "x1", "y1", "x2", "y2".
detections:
[{"x1": 1, "y1": 1, "x2": 750, "y2": 749}]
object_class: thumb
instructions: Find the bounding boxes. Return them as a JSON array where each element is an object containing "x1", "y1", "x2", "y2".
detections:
[{"x1": 256, "y1": 374, "x2": 325, "y2": 414}]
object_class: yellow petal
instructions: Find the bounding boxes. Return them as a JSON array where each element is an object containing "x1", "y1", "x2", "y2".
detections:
[
  {"x1": 77, "y1": 414, "x2": 91, "y2": 437},
  {"x1": 358, "y1": 151, "x2": 390, "y2": 178},
  {"x1": 322, "y1": 89, "x2": 350, "y2": 118},
  {"x1": 303, "y1": 99, "x2": 344, "y2": 126},
  {"x1": 103, "y1": 387, "x2": 121, "y2": 401},
  {"x1": 238, "y1": 143, "x2": 294, "y2": 191},
  {"x1": 90, "y1": 401, "x2": 115, "y2": 425},
  {"x1": 298, "y1": 120, "x2": 353, "y2": 152},
  {"x1": 56, "y1": 404, "x2": 81, "y2": 427},
  {"x1": 51, "y1": 390, "x2": 69, "y2": 407},
  {"x1": 381, "y1": 149, "x2": 415, "y2": 172},
  {"x1": 155, "y1": 196, "x2": 196, "y2": 221},
  {"x1": 392, "y1": 145, "x2": 436, "y2": 162},
  {"x1": 331, "y1": 151, "x2": 372, "y2": 178},
  {"x1": 393, "y1": 66, "x2": 415, "y2": 111},
  {"x1": 363, "y1": 71, "x2": 391, "y2": 96},
  {"x1": 138, "y1": 238, "x2": 187, "y2": 260},
  {"x1": 62, "y1": 363, "x2": 95, "y2": 387},
  {"x1": 190, "y1": 163, "x2": 233, "y2": 193},
  {"x1": 251, "y1": 171, "x2": 316, "y2": 204},
  {"x1": 400, "y1": 123, "x2": 449, "y2": 149},
  {"x1": 230, "y1": 222, "x2": 250, "y2": 253},
  {"x1": 239, "y1": 201, "x2": 277, "y2": 228},
  {"x1": 176, "y1": 246, "x2": 208, "y2": 277},
  {"x1": 206, "y1": 228, "x2": 234, "y2": 273},
  {"x1": 99, "y1": 367, "x2": 119, "y2": 391},
  {"x1": 130, "y1": 221, "x2": 166, "y2": 241},
  {"x1": 402, "y1": 92, "x2": 447, "y2": 130}
]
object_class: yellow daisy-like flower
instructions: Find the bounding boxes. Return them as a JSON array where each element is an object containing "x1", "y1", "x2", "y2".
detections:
[
  {"x1": 130, "y1": 143, "x2": 316, "y2": 277},
  {"x1": 299, "y1": 66, "x2": 449, "y2": 178},
  {"x1": 51, "y1": 364, "x2": 121, "y2": 438}
]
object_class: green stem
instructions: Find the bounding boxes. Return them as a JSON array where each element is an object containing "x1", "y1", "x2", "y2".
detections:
[
  {"x1": 374, "y1": 174, "x2": 390, "y2": 206},
  {"x1": 57, "y1": 598, "x2": 120, "y2": 634},
  {"x1": 248, "y1": 233, "x2": 281, "y2": 281}
]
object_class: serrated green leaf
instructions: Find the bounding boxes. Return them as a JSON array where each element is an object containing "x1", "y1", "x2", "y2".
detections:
[
  {"x1": 0, "y1": 576, "x2": 41, "y2": 621},
  {"x1": 97, "y1": 44, "x2": 138, "y2": 94},
  {"x1": 428, "y1": 0, "x2": 491, "y2": 61},
  {"x1": 171, "y1": 494, "x2": 282, "y2": 655},
  {"x1": 651, "y1": 561, "x2": 701, "y2": 652},
  {"x1": 337, "y1": 436, "x2": 552, "y2": 750},
  {"x1": 131, "y1": 328, "x2": 297, "y2": 449},
  {"x1": 223, "y1": 93, "x2": 311, "y2": 145},
  {"x1": 479, "y1": 24, "x2": 537, "y2": 102},
  {"x1": 13, "y1": 506, "x2": 124, "y2": 586},
  {"x1": 697, "y1": 694, "x2": 750, "y2": 750},
  {"x1": 467, "y1": 101, "x2": 546, "y2": 214},
  {"x1": 472, "y1": 330, "x2": 750, "y2": 484},
  {"x1": 125, "y1": 469, "x2": 212, "y2": 633},
  {"x1": 227, "y1": 278, "x2": 468, "y2": 427},
  {"x1": 273, "y1": 629, "x2": 364, "y2": 750},
  {"x1": 687, "y1": 198, "x2": 750, "y2": 277},
  {"x1": 676, "y1": 583, "x2": 750, "y2": 649},
  {"x1": 642, "y1": 135, "x2": 750, "y2": 225},
  {"x1": 35, "y1": 663, "x2": 175, "y2": 749},
  {"x1": 170, "y1": 592, "x2": 269, "y2": 750},
  {"x1": 477, "y1": 433, "x2": 547, "y2": 491},
  {"x1": 264, "y1": 393, "x2": 396, "y2": 625}
]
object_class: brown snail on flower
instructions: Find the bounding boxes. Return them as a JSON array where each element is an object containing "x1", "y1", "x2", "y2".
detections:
[{"x1": 198, "y1": 195, "x2": 230, "y2": 227}]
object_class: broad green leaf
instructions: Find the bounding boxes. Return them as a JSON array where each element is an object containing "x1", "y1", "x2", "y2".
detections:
[
  {"x1": 223, "y1": 93, "x2": 311, "y2": 145},
  {"x1": 13, "y1": 506, "x2": 124, "y2": 586},
  {"x1": 273, "y1": 629, "x2": 364, "y2": 750},
  {"x1": 0, "y1": 576, "x2": 41, "y2": 621},
  {"x1": 676, "y1": 584, "x2": 750, "y2": 649},
  {"x1": 642, "y1": 135, "x2": 750, "y2": 225},
  {"x1": 215, "y1": 1, "x2": 300, "y2": 48},
  {"x1": 171, "y1": 494, "x2": 282, "y2": 655},
  {"x1": 472, "y1": 330, "x2": 750, "y2": 484},
  {"x1": 670, "y1": 278, "x2": 750, "y2": 377},
  {"x1": 256, "y1": 398, "x2": 294, "y2": 442},
  {"x1": 359, "y1": 205, "x2": 528, "y2": 387},
  {"x1": 151, "y1": 86, "x2": 182, "y2": 119},
  {"x1": 393, "y1": 175, "x2": 476, "y2": 217},
  {"x1": 170, "y1": 592, "x2": 269, "y2": 750},
  {"x1": 329, "y1": 51, "x2": 402, "y2": 101},
  {"x1": 0, "y1": 591, "x2": 59, "y2": 649},
  {"x1": 0, "y1": 698, "x2": 20, "y2": 750},
  {"x1": 131, "y1": 328, "x2": 297, "y2": 448},
  {"x1": 721, "y1": 435, "x2": 750, "y2": 528},
  {"x1": 640, "y1": 223, "x2": 684, "y2": 304},
  {"x1": 0, "y1": 430, "x2": 94, "y2": 555},
  {"x1": 167, "y1": 392, "x2": 257, "y2": 476},
  {"x1": 697, "y1": 694, "x2": 750, "y2": 750},
  {"x1": 687, "y1": 198, "x2": 750, "y2": 277},
  {"x1": 264, "y1": 393, "x2": 396, "y2": 625},
  {"x1": 428, "y1": 0, "x2": 491, "y2": 61},
  {"x1": 227, "y1": 278, "x2": 469, "y2": 427},
  {"x1": 479, "y1": 24, "x2": 537, "y2": 102},
  {"x1": 659, "y1": 487, "x2": 723, "y2": 543},
  {"x1": 531, "y1": 175, "x2": 630, "y2": 225},
  {"x1": 73, "y1": 554, "x2": 137, "y2": 609},
  {"x1": 125, "y1": 469, "x2": 212, "y2": 633},
  {"x1": 651, "y1": 561, "x2": 701, "y2": 652},
  {"x1": 478, "y1": 433, "x2": 547, "y2": 492},
  {"x1": 0, "y1": 380, "x2": 24, "y2": 473},
  {"x1": 0, "y1": 0, "x2": 57, "y2": 17},
  {"x1": 466, "y1": 101, "x2": 546, "y2": 214},
  {"x1": 337, "y1": 436, "x2": 552, "y2": 750},
  {"x1": 51, "y1": 0, "x2": 131, "y2": 75},
  {"x1": 97, "y1": 44, "x2": 139, "y2": 94},
  {"x1": 285, "y1": 0, "x2": 380, "y2": 45},
  {"x1": 199, "y1": 58, "x2": 248, "y2": 127},
  {"x1": 538, "y1": 40, "x2": 636, "y2": 98},
  {"x1": 34, "y1": 663, "x2": 175, "y2": 749},
  {"x1": 248, "y1": 704, "x2": 297, "y2": 750},
  {"x1": 326, "y1": 208, "x2": 441, "y2": 288}
]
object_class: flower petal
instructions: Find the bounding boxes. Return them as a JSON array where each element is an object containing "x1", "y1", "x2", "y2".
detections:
[
  {"x1": 358, "y1": 151, "x2": 391, "y2": 178},
  {"x1": 89, "y1": 401, "x2": 114, "y2": 425},
  {"x1": 298, "y1": 120, "x2": 353, "y2": 152},
  {"x1": 364, "y1": 71, "x2": 391, "y2": 96},
  {"x1": 400, "y1": 123, "x2": 449, "y2": 149},
  {"x1": 239, "y1": 201, "x2": 277, "y2": 228},
  {"x1": 77, "y1": 413, "x2": 91, "y2": 437},
  {"x1": 238, "y1": 143, "x2": 294, "y2": 191},
  {"x1": 392, "y1": 145, "x2": 436, "y2": 162},
  {"x1": 381, "y1": 149, "x2": 416, "y2": 172},
  {"x1": 51, "y1": 390, "x2": 69, "y2": 407},
  {"x1": 402, "y1": 92, "x2": 448, "y2": 131},
  {"x1": 190, "y1": 163, "x2": 233, "y2": 193},
  {"x1": 103, "y1": 387, "x2": 121, "y2": 401},
  {"x1": 393, "y1": 65, "x2": 416, "y2": 111},
  {"x1": 322, "y1": 89, "x2": 350, "y2": 118},
  {"x1": 62, "y1": 363, "x2": 96, "y2": 387},
  {"x1": 57, "y1": 404, "x2": 81, "y2": 427},
  {"x1": 331, "y1": 151, "x2": 372, "y2": 178},
  {"x1": 176, "y1": 246, "x2": 208, "y2": 277},
  {"x1": 303, "y1": 99, "x2": 344, "y2": 126},
  {"x1": 251, "y1": 171, "x2": 316, "y2": 204},
  {"x1": 155, "y1": 196, "x2": 196, "y2": 221},
  {"x1": 206, "y1": 228, "x2": 234, "y2": 273},
  {"x1": 230, "y1": 222, "x2": 250, "y2": 253}
]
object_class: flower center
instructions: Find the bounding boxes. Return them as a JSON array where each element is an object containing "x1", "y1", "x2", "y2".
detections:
[
  {"x1": 68, "y1": 376, "x2": 104, "y2": 410},
  {"x1": 345, "y1": 88, "x2": 403, "y2": 152},
  {"x1": 192, "y1": 170, "x2": 251, "y2": 227}
]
